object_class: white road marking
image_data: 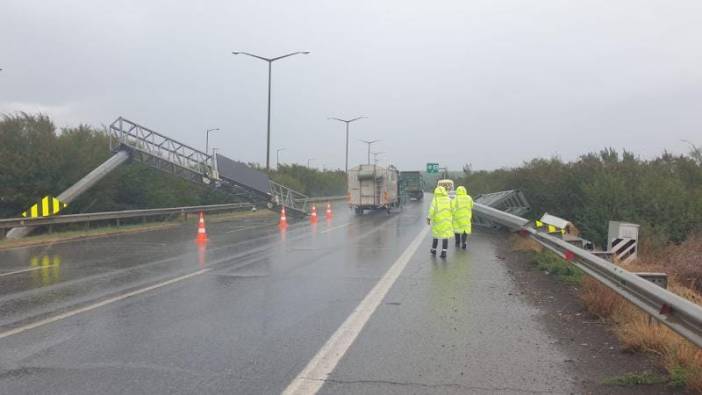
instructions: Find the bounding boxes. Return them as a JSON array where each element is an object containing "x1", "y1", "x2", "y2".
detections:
[
  {"x1": 0, "y1": 265, "x2": 57, "y2": 278},
  {"x1": 319, "y1": 223, "x2": 350, "y2": 234},
  {"x1": 282, "y1": 225, "x2": 430, "y2": 395},
  {"x1": 0, "y1": 269, "x2": 209, "y2": 341}
]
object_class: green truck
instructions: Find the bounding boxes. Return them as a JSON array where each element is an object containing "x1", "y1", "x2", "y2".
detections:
[{"x1": 399, "y1": 171, "x2": 425, "y2": 201}]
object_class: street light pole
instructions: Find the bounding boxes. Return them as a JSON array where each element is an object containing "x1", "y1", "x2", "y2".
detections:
[
  {"x1": 372, "y1": 151, "x2": 384, "y2": 165},
  {"x1": 329, "y1": 116, "x2": 365, "y2": 174},
  {"x1": 307, "y1": 158, "x2": 316, "y2": 168},
  {"x1": 276, "y1": 148, "x2": 286, "y2": 169},
  {"x1": 359, "y1": 139, "x2": 380, "y2": 165},
  {"x1": 232, "y1": 50, "x2": 310, "y2": 171},
  {"x1": 205, "y1": 128, "x2": 220, "y2": 164}
]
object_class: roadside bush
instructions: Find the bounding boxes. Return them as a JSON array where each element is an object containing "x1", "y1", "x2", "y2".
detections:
[
  {"x1": 0, "y1": 113, "x2": 238, "y2": 218},
  {"x1": 268, "y1": 164, "x2": 345, "y2": 197},
  {"x1": 460, "y1": 148, "x2": 702, "y2": 249}
]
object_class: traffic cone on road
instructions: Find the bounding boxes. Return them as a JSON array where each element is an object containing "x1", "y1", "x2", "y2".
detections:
[
  {"x1": 325, "y1": 202, "x2": 333, "y2": 220},
  {"x1": 278, "y1": 207, "x2": 288, "y2": 229},
  {"x1": 310, "y1": 205, "x2": 318, "y2": 224},
  {"x1": 196, "y1": 211, "x2": 208, "y2": 243}
]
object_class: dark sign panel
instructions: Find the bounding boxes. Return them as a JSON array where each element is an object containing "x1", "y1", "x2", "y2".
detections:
[{"x1": 216, "y1": 154, "x2": 270, "y2": 195}]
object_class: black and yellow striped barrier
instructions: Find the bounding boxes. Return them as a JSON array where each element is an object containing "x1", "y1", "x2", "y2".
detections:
[
  {"x1": 21, "y1": 196, "x2": 67, "y2": 218},
  {"x1": 535, "y1": 220, "x2": 565, "y2": 236}
]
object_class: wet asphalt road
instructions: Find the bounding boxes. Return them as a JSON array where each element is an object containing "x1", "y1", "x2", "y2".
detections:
[{"x1": 0, "y1": 199, "x2": 575, "y2": 394}]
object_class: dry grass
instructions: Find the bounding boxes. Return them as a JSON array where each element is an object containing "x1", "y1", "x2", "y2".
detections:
[
  {"x1": 0, "y1": 209, "x2": 274, "y2": 251},
  {"x1": 510, "y1": 234, "x2": 543, "y2": 253},
  {"x1": 579, "y1": 274, "x2": 702, "y2": 391},
  {"x1": 513, "y1": 232, "x2": 702, "y2": 391},
  {"x1": 637, "y1": 232, "x2": 702, "y2": 293}
]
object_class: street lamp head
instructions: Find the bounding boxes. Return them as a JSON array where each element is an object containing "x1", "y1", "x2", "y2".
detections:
[
  {"x1": 329, "y1": 116, "x2": 366, "y2": 123},
  {"x1": 301, "y1": 51, "x2": 311, "y2": 55}
]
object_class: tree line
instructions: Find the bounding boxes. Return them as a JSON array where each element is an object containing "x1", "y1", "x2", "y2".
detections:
[
  {"x1": 0, "y1": 113, "x2": 345, "y2": 219},
  {"x1": 457, "y1": 148, "x2": 702, "y2": 249}
]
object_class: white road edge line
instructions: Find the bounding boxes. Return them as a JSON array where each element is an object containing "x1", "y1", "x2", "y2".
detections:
[
  {"x1": 0, "y1": 265, "x2": 57, "y2": 278},
  {"x1": 282, "y1": 225, "x2": 430, "y2": 395},
  {"x1": 0, "y1": 268, "x2": 210, "y2": 341}
]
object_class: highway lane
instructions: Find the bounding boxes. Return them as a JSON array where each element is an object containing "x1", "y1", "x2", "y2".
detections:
[{"x1": 0, "y1": 199, "x2": 575, "y2": 394}]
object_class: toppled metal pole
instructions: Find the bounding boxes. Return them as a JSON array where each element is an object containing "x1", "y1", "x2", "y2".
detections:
[{"x1": 6, "y1": 150, "x2": 130, "y2": 239}]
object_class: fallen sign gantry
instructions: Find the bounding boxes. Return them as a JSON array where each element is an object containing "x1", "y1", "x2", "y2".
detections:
[
  {"x1": 6, "y1": 117, "x2": 309, "y2": 239},
  {"x1": 472, "y1": 202, "x2": 702, "y2": 348}
]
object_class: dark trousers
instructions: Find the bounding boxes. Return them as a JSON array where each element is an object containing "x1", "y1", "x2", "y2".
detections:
[
  {"x1": 454, "y1": 232, "x2": 468, "y2": 245},
  {"x1": 431, "y1": 239, "x2": 448, "y2": 251}
]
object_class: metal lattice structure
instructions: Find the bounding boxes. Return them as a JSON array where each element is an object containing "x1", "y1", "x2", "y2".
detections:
[
  {"x1": 473, "y1": 190, "x2": 530, "y2": 227},
  {"x1": 108, "y1": 117, "x2": 308, "y2": 216},
  {"x1": 109, "y1": 117, "x2": 212, "y2": 184},
  {"x1": 270, "y1": 181, "x2": 308, "y2": 213}
]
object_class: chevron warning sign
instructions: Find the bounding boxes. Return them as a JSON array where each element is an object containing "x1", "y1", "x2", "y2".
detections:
[
  {"x1": 535, "y1": 220, "x2": 566, "y2": 235},
  {"x1": 21, "y1": 196, "x2": 68, "y2": 218}
]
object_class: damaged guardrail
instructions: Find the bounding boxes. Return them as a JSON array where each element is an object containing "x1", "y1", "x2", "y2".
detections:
[{"x1": 473, "y1": 202, "x2": 702, "y2": 348}]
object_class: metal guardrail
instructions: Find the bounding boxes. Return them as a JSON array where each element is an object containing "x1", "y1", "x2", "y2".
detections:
[
  {"x1": 473, "y1": 202, "x2": 702, "y2": 348},
  {"x1": 297, "y1": 195, "x2": 348, "y2": 204},
  {"x1": 0, "y1": 203, "x2": 254, "y2": 230}
]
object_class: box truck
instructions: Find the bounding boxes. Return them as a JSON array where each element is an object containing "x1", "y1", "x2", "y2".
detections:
[{"x1": 348, "y1": 164, "x2": 401, "y2": 214}]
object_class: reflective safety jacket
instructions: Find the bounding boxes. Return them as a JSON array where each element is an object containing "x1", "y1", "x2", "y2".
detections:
[
  {"x1": 451, "y1": 186, "x2": 473, "y2": 234},
  {"x1": 428, "y1": 186, "x2": 453, "y2": 239}
]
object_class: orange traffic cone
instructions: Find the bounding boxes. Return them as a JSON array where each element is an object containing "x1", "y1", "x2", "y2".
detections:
[
  {"x1": 325, "y1": 202, "x2": 333, "y2": 220},
  {"x1": 310, "y1": 205, "x2": 318, "y2": 224},
  {"x1": 278, "y1": 207, "x2": 288, "y2": 229},
  {"x1": 196, "y1": 211, "x2": 208, "y2": 242}
]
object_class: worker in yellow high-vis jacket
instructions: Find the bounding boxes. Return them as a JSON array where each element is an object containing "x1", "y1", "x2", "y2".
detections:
[
  {"x1": 451, "y1": 186, "x2": 474, "y2": 249},
  {"x1": 427, "y1": 186, "x2": 453, "y2": 258}
]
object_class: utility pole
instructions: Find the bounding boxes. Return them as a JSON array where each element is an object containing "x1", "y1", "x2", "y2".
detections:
[
  {"x1": 231, "y1": 50, "x2": 310, "y2": 170},
  {"x1": 359, "y1": 139, "x2": 380, "y2": 165},
  {"x1": 329, "y1": 116, "x2": 365, "y2": 173}
]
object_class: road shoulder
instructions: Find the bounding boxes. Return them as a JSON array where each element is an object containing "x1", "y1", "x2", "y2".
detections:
[{"x1": 498, "y1": 235, "x2": 686, "y2": 394}]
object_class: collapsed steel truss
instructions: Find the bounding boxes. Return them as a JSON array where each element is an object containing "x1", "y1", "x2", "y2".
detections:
[{"x1": 108, "y1": 117, "x2": 309, "y2": 215}]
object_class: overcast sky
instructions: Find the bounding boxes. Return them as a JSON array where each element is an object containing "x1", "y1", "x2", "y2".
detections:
[{"x1": 2, "y1": 0, "x2": 701, "y2": 171}]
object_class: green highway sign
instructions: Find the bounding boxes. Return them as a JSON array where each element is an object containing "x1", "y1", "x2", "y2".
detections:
[{"x1": 426, "y1": 163, "x2": 439, "y2": 173}]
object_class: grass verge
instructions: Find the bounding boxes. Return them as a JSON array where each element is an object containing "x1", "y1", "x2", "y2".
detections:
[
  {"x1": 511, "y1": 234, "x2": 702, "y2": 392},
  {"x1": 0, "y1": 209, "x2": 276, "y2": 251},
  {"x1": 533, "y1": 250, "x2": 583, "y2": 285},
  {"x1": 602, "y1": 372, "x2": 668, "y2": 386}
]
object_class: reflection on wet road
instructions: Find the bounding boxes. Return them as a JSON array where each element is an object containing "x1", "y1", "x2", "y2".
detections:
[{"x1": 0, "y1": 200, "x2": 576, "y2": 394}]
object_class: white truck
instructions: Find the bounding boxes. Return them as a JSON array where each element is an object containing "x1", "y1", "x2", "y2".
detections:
[{"x1": 347, "y1": 164, "x2": 401, "y2": 214}]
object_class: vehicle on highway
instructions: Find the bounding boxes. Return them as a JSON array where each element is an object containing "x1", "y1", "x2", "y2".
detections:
[
  {"x1": 400, "y1": 171, "x2": 424, "y2": 200},
  {"x1": 348, "y1": 164, "x2": 401, "y2": 214}
]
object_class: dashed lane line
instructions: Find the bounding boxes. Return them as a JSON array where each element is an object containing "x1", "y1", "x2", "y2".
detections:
[
  {"x1": 0, "y1": 265, "x2": 58, "y2": 278},
  {"x1": 0, "y1": 269, "x2": 210, "y2": 341},
  {"x1": 319, "y1": 223, "x2": 350, "y2": 234},
  {"x1": 0, "y1": 217, "x2": 365, "y2": 340}
]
